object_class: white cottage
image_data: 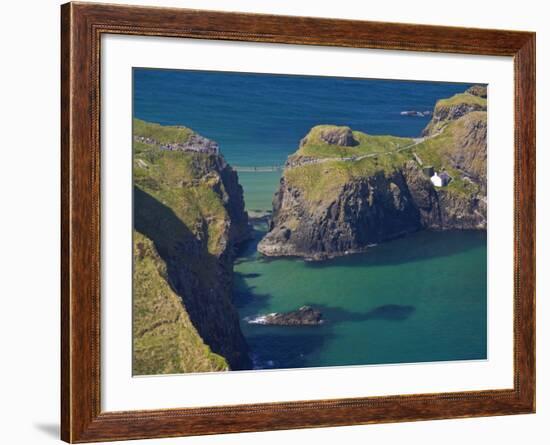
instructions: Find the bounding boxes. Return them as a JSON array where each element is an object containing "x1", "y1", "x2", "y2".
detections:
[{"x1": 430, "y1": 171, "x2": 452, "y2": 187}]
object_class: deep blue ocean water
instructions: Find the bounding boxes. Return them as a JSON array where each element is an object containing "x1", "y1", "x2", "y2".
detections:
[{"x1": 133, "y1": 69, "x2": 486, "y2": 370}]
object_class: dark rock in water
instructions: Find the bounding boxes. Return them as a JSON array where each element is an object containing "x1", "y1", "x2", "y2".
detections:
[
  {"x1": 248, "y1": 306, "x2": 323, "y2": 326},
  {"x1": 318, "y1": 126, "x2": 358, "y2": 147},
  {"x1": 400, "y1": 110, "x2": 431, "y2": 117}
]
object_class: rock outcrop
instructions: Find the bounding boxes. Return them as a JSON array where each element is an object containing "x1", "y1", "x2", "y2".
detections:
[
  {"x1": 258, "y1": 88, "x2": 487, "y2": 260},
  {"x1": 422, "y1": 87, "x2": 487, "y2": 136},
  {"x1": 258, "y1": 169, "x2": 424, "y2": 260},
  {"x1": 133, "y1": 119, "x2": 220, "y2": 154},
  {"x1": 317, "y1": 126, "x2": 359, "y2": 147},
  {"x1": 133, "y1": 119, "x2": 252, "y2": 374},
  {"x1": 133, "y1": 232, "x2": 229, "y2": 375},
  {"x1": 247, "y1": 306, "x2": 323, "y2": 326},
  {"x1": 465, "y1": 85, "x2": 488, "y2": 98}
]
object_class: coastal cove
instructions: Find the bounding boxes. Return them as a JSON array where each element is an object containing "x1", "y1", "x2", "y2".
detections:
[
  {"x1": 235, "y1": 177, "x2": 487, "y2": 370},
  {"x1": 133, "y1": 69, "x2": 487, "y2": 372}
]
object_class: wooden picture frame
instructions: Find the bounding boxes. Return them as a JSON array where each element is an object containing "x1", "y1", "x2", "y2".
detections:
[{"x1": 61, "y1": 2, "x2": 535, "y2": 442}]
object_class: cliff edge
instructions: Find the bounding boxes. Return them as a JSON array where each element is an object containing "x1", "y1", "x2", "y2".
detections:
[
  {"x1": 133, "y1": 119, "x2": 252, "y2": 374},
  {"x1": 258, "y1": 87, "x2": 487, "y2": 260}
]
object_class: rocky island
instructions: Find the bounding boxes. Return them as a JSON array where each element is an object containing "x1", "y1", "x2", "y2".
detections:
[
  {"x1": 133, "y1": 119, "x2": 252, "y2": 374},
  {"x1": 258, "y1": 86, "x2": 487, "y2": 260}
]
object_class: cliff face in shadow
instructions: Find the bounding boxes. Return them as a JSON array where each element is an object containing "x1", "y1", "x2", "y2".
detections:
[
  {"x1": 258, "y1": 87, "x2": 487, "y2": 260},
  {"x1": 133, "y1": 119, "x2": 252, "y2": 374},
  {"x1": 422, "y1": 87, "x2": 487, "y2": 137}
]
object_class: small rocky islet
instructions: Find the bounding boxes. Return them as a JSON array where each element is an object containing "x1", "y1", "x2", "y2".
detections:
[{"x1": 246, "y1": 306, "x2": 324, "y2": 327}]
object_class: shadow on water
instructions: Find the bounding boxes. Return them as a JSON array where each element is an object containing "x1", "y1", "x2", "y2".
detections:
[
  {"x1": 234, "y1": 224, "x2": 268, "y2": 263},
  {"x1": 234, "y1": 264, "x2": 334, "y2": 369},
  {"x1": 308, "y1": 230, "x2": 486, "y2": 269},
  {"x1": 233, "y1": 271, "x2": 271, "y2": 310},
  {"x1": 234, "y1": 226, "x2": 486, "y2": 277},
  {"x1": 234, "y1": 251, "x2": 416, "y2": 369},
  {"x1": 239, "y1": 272, "x2": 262, "y2": 279},
  {"x1": 238, "y1": 301, "x2": 416, "y2": 370},
  {"x1": 134, "y1": 186, "x2": 251, "y2": 369},
  {"x1": 232, "y1": 212, "x2": 486, "y2": 369},
  {"x1": 304, "y1": 303, "x2": 416, "y2": 324},
  {"x1": 246, "y1": 331, "x2": 335, "y2": 370},
  {"x1": 236, "y1": 204, "x2": 487, "y2": 269}
]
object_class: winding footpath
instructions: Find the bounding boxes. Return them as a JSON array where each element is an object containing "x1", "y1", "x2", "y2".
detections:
[
  {"x1": 233, "y1": 127, "x2": 447, "y2": 173},
  {"x1": 285, "y1": 136, "x2": 429, "y2": 170}
]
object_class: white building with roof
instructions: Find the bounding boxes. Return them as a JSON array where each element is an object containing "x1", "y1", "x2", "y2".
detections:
[{"x1": 430, "y1": 171, "x2": 452, "y2": 187}]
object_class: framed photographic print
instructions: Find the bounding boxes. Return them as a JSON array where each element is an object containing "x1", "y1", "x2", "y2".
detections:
[{"x1": 61, "y1": 2, "x2": 536, "y2": 442}]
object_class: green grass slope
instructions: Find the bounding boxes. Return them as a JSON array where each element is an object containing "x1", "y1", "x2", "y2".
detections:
[
  {"x1": 133, "y1": 119, "x2": 230, "y2": 256},
  {"x1": 132, "y1": 119, "x2": 237, "y2": 375},
  {"x1": 133, "y1": 232, "x2": 228, "y2": 375},
  {"x1": 422, "y1": 91, "x2": 487, "y2": 136},
  {"x1": 295, "y1": 124, "x2": 414, "y2": 159},
  {"x1": 284, "y1": 110, "x2": 486, "y2": 203},
  {"x1": 134, "y1": 118, "x2": 194, "y2": 144},
  {"x1": 436, "y1": 92, "x2": 487, "y2": 108},
  {"x1": 285, "y1": 125, "x2": 415, "y2": 202}
]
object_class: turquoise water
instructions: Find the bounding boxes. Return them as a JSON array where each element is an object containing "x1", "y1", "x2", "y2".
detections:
[
  {"x1": 134, "y1": 69, "x2": 474, "y2": 167},
  {"x1": 134, "y1": 69, "x2": 487, "y2": 370},
  {"x1": 234, "y1": 175, "x2": 487, "y2": 369},
  {"x1": 237, "y1": 172, "x2": 282, "y2": 212}
]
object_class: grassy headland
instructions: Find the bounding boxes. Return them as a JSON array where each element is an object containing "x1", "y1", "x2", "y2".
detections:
[{"x1": 132, "y1": 119, "x2": 250, "y2": 375}]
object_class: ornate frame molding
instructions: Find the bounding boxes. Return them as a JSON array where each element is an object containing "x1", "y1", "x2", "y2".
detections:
[{"x1": 61, "y1": 2, "x2": 535, "y2": 442}]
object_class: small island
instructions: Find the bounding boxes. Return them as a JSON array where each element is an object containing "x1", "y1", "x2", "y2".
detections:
[
  {"x1": 258, "y1": 86, "x2": 487, "y2": 260},
  {"x1": 246, "y1": 306, "x2": 323, "y2": 326}
]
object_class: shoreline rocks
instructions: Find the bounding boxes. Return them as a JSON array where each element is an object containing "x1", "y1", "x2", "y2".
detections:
[
  {"x1": 257, "y1": 170, "x2": 425, "y2": 260},
  {"x1": 422, "y1": 87, "x2": 487, "y2": 137},
  {"x1": 134, "y1": 132, "x2": 220, "y2": 155},
  {"x1": 246, "y1": 306, "x2": 323, "y2": 326}
]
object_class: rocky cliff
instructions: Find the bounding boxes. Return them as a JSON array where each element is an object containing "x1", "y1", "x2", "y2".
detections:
[
  {"x1": 258, "y1": 87, "x2": 487, "y2": 260},
  {"x1": 422, "y1": 88, "x2": 487, "y2": 136},
  {"x1": 133, "y1": 119, "x2": 252, "y2": 374}
]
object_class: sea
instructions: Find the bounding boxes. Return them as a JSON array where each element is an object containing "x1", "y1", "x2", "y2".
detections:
[{"x1": 134, "y1": 68, "x2": 487, "y2": 370}]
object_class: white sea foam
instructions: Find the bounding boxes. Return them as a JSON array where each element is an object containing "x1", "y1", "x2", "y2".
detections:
[{"x1": 245, "y1": 313, "x2": 278, "y2": 325}]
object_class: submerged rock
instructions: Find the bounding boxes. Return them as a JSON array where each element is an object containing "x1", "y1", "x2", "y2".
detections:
[{"x1": 247, "y1": 306, "x2": 323, "y2": 326}]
